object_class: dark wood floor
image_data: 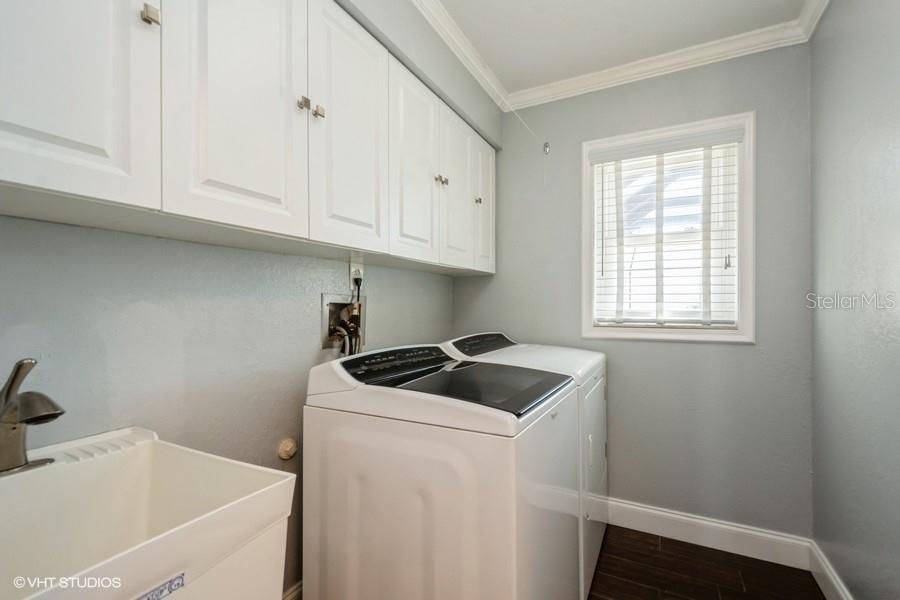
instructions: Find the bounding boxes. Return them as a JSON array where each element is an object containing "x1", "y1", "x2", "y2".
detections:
[{"x1": 589, "y1": 526, "x2": 826, "y2": 600}]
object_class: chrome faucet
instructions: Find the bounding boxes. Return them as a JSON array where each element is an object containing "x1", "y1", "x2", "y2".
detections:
[{"x1": 0, "y1": 358, "x2": 65, "y2": 474}]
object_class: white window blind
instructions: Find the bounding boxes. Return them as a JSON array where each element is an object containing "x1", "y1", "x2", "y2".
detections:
[{"x1": 592, "y1": 143, "x2": 740, "y2": 329}]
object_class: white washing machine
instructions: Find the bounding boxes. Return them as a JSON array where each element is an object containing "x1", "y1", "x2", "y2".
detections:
[
  {"x1": 441, "y1": 333, "x2": 608, "y2": 600},
  {"x1": 303, "y1": 345, "x2": 581, "y2": 600}
]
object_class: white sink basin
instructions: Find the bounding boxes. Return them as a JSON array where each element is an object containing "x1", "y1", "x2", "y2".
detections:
[{"x1": 0, "y1": 428, "x2": 295, "y2": 599}]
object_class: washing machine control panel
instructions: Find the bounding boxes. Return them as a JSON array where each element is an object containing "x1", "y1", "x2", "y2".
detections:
[{"x1": 342, "y1": 346, "x2": 453, "y2": 384}]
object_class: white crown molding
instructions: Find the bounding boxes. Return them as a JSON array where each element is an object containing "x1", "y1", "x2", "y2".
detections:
[
  {"x1": 408, "y1": 0, "x2": 511, "y2": 110},
  {"x1": 797, "y1": 0, "x2": 832, "y2": 39},
  {"x1": 413, "y1": 0, "x2": 829, "y2": 113},
  {"x1": 507, "y1": 0, "x2": 830, "y2": 110}
]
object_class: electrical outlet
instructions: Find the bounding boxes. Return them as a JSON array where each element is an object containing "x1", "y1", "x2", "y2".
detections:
[{"x1": 349, "y1": 258, "x2": 364, "y2": 292}]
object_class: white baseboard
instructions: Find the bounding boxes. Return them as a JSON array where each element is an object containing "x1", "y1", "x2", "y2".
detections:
[
  {"x1": 587, "y1": 495, "x2": 852, "y2": 600},
  {"x1": 287, "y1": 499, "x2": 851, "y2": 600},
  {"x1": 594, "y1": 495, "x2": 811, "y2": 568},
  {"x1": 810, "y1": 542, "x2": 853, "y2": 600},
  {"x1": 283, "y1": 580, "x2": 302, "y2": 600}
]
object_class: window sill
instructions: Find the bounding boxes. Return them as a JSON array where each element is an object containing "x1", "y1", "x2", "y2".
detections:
[{"x1": 581, "y1": 325, "x2": 755, "y2": 344}]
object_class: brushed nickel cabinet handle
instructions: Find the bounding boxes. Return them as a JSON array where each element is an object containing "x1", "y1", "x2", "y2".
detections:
[
  {"x1": 312, "y1": 105, "x2": 326, "y2": 119},
  {"x1": 140, "y1": 3, "x2": 160, "y2": 25},
  {"x1": 297, "y1": 96, "x2": 311, "y2": 111},
  {"x1": 475, "y1": 197, "x2": 483, "y2": 205}
]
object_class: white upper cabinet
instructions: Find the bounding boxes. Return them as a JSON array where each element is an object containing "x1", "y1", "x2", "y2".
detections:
[
  {"x1": 0, "y1": 0, "x2": 495, "y2": 274},
  {"x1": 473, "y1": 137, "x2": 496, "y2": 273},
  {"x1": 388, "y1": 58, "x2": 441, "y2": 263},
  {"x1": 439, "y1": 106, "x2": 476, "y2": 269},
  {"x1": 162, "y1": 0, "x2": 309, "y2": 237},
  {"x1": 308, "y1": 0, "x2": 390, "y2": 253},
  {"x1": 389, "y1": 57, "x2": 494, "y2": 271},
  {"x1": 0, "y1": 0, "x2": 161, "y2": 209}
]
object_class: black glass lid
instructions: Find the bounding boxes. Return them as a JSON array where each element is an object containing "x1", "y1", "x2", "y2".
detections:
[
  {"x1": 395, "y1": 362, "x2": 571, "y2": 418},
  {"x1": 340, "y1": 346, "x2": 572, "y2": 418}
]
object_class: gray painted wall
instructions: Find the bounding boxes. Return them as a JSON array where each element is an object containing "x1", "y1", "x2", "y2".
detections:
[
  {"x1": 337, "y1": 0, "x2": 502, "y2": 146},
  {"x1": 811, "y1": 1, "x2": 900, "y2": 597},
  {"x1": 453, "y1": 46, "x2": 814, "y2": 535},
  {"x1": 0, "y1": 215, "x2": 454, "y2": 590}
]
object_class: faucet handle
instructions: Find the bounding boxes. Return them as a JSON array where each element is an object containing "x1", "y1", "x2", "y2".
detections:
[{"x1": 1, "y1": 358, "x2": 37, "y2": 407}]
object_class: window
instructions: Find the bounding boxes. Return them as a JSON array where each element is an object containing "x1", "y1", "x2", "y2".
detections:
[{"x1": 581, "y1": 113, "x2": 755, "y2": 343}]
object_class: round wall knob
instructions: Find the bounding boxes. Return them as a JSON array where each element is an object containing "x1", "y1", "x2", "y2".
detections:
[{"x1": 278, "y1": 438, "x2": 298, "y2": 460}]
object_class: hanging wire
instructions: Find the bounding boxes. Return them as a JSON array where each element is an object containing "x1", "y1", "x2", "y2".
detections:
[{"x1": 498, "y1": 97, "x2": 551, "y2": 186}]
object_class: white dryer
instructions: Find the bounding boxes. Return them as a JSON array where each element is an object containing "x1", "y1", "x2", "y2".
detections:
[
  {"x1": 441, "y1": 333, "x2": 608, "y2": 600},
  {"x1": 303, "y1": 345, "x2": 581, "y2": 600}
]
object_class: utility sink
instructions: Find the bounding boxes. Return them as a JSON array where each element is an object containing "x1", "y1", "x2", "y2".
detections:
[{"x1": 0, "y1": 428, "x2": 295, "y2": 599}]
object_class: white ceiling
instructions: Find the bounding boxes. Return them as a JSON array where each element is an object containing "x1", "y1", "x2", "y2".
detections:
[{"x1": 413, "y1": 0, "x2": 828, "y2": 110}]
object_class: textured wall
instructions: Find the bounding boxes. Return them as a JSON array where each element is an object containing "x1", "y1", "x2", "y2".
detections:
[
  {"x1": 811, "y1": 1, "x2": 900, "y2": 597},
  {"x1": 453, "y1": 46, "x2": 814, "y2": 535},
  {"x1": 0, "y1": 215, "x2": 454, "y2": 590}
]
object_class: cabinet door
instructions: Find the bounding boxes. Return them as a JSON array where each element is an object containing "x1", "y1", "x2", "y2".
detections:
[
  {"x1": 162, "y1": 0, "x2": 309, "y2": 237},
  {"x1": 388, "y1": 57, "x2": 441, "y2": 263},
  {"x1": 0, "y1": 0, "x2": 160, "y2": 208},
  {"x1": 473, "y1": 138, "x2": 496, "y2": 273},
  {"x1": 308, "y1": 0, "x2": 389, "y2": 252},
  {"x1": 438, "y1": 106, "x2": 475, "y2": 268}
]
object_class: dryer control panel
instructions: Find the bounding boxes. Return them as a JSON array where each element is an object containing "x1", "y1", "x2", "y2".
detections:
[{"x1": 452, "y1": 333, "x2": 516, "y2": 356}]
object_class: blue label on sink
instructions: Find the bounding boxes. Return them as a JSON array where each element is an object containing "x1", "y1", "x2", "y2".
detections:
[{"x1": 136, "y1": 573, "x2": 185, "y2": 600}]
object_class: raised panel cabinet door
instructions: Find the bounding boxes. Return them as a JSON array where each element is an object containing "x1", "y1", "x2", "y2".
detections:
[
  {"x1": 308, "y1": 0, "x2": 389, "y2": 253},
  {"x1": 0, "y1": 0, "x2": 160, "y2": 208},
  {"x1": 162, "y1": 0, "x2": 309, "y2": 237},
  {"x1": 474, "y1": 137, "x2": 496, "y2": 273},
  {"x1": 388, "y1": 57, "x2": 441, "y2": 263},
  {"x1": 438, "y1": 106, "x2": 475, "y2": 269}
]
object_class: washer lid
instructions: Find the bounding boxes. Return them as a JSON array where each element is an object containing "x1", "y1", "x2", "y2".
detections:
[
  {"x1": 341, "y1": 346, "x2": 571, "y2": 418},
  {"x1": 376, "y1": 361, "x2": 571, "y2": 418},
  {"x1": 307, "y1": 345, "x2": 577, "y2": 436}
]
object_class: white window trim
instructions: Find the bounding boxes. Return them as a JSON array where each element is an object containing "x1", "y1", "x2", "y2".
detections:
[{"x1": 580, "y1": 112, "x2": 756, "y2": 344}]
